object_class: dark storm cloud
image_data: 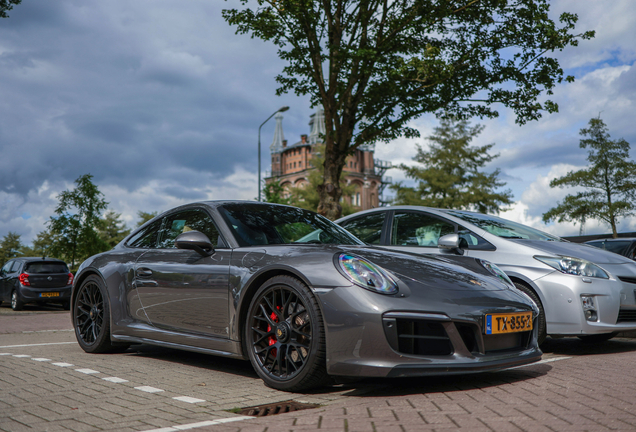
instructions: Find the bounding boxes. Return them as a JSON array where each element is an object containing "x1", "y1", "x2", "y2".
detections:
[
  {"x1": 0, "y1": 0, "x2": 310, "y2": 201},
  {"x1": 495, "y1": 138, "x2": 588, "y2": 171}
]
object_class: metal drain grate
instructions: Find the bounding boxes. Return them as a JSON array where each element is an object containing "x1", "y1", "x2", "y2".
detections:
[{"x1": 234, "y1": 400, "x2": 320, "y2": 417}]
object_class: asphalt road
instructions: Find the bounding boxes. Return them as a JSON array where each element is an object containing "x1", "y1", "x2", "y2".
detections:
[{"x1": 2, "y1": 305, "x2": 636, "y2": 432}]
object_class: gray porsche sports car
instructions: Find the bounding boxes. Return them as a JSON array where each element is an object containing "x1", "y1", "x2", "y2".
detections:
[{"x1": 72, "y1": 201, "x2": 541, "y2": 391}]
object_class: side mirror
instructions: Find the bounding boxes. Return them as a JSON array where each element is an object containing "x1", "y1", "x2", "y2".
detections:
[
  {"x1": 438, "y1": 233, "x2": 464, "y2": 255},
  {"x1": 175, "y1": 231, "x2": 215, "y2": 257}
]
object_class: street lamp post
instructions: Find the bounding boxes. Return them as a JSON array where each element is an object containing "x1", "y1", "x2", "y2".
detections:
[{"x1": 258, "y1": 105, "x2": 289, "y2": 202}]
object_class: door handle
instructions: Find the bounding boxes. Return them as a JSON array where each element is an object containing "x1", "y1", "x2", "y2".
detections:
[{"x1": 136, "y1": 268, "x2": 153, "y2": 277}]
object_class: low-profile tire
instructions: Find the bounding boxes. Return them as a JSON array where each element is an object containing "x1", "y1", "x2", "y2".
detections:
[
  {"x1": 73, "y1": 275, "x2": 117, "y2": 353},
  {"x1": 11, "y1": 290, "x2": 24, "y2": 311},
  {"x1": 578, "y1": 332, "x2": 618, "y2": 343},
  {"x1": 245, "y1": 275, "x2": 329, "y2": 391},
  {"x1": 513, "y1": 282, "x2": 546, "y2": 345}
]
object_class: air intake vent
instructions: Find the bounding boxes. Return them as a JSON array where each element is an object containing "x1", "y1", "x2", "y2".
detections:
[
  {"x1": 383, "y1": 317, "x2": 453, "y2": 356},
  {"x1": 618, "y1": 277, "x2": 636, "y2": 285},
  {"x1": 617, "y1": 308, "x2": 636, "y2": 323}
]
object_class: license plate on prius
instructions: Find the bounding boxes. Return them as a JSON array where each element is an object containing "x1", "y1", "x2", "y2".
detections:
[
  {"x1": 40, "y1": 292, "x2": 60, "y2": 298},
  {"x1": 485, "y1": 312, "x2": 533, "y2": 334}
]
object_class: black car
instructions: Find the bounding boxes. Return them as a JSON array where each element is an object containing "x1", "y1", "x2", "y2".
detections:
[
  {"x1": 72, "y1": 201, "x2": 540, "y2": 391},
  {"x1": 585, "y1": 238, "x2": 636, "y2": 260},
  {"x1": 0, "y1": 257, "x2": 73, "y2": 310}
]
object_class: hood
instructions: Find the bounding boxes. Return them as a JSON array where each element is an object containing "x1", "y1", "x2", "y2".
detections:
[
  {"x1": 344, "y1": 246, "x2": 509, "y2": 292},
  {"x1": 510, "y1": 239, "x2": 634, "y2": 264}
]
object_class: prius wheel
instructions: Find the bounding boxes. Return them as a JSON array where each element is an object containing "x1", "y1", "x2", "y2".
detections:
[
  {"x1": 514, "y1": 282, "x2": 546, "y2": 345},
  {"x1": 245, "y1": 275, "x2": 329, "y2": 391},
  {"x1": 74, "y1": 275, "x2": 117, "y2": 353}
]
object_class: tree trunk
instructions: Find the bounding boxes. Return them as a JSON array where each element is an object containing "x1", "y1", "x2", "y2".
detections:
[{"x1": 317, "y1": 145, "x2": 344, "y2": 220}]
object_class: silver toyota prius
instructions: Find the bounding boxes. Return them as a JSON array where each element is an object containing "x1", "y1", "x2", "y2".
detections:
[{"x1": 337, "y1": 206, "x2": 636, "y2": 344}]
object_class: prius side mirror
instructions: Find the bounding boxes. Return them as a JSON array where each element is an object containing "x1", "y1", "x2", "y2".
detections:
[
  {"x1": 175, "y1": 231, "x2": 215, "y2": 257},
  {"x1": 438, "y1": 233, "x2": 464, "y2": 255}
]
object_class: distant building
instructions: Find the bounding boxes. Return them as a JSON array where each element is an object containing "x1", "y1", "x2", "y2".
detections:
[{"x1": 266, "y1": 107, "x2": 392, "y2": 210}]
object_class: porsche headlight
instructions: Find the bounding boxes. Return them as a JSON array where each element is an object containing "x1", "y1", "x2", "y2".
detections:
[
  {"x1": 478, "y1": 259, "x2": 515, "y2": 288},
  {"x1": 534, "y1": 256, "x2": 609, "y2": 279},
  {"x1": 337, "y1": 253, "x2": 398, "y2": 295}
]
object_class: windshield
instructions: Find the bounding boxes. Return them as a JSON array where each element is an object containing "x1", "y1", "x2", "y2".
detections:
[
  {"x1": 219, "y1": 203, "x2": 364, "y2": 247},
  {"x1": 443, "y1": 210, "x2": 563, "y2": 242}
]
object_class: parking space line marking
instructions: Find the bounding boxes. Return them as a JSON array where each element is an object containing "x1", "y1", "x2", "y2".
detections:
[
  {"x1": 172, "y1": 396, "x2": 205, "y2": 403},
  {"x1": 135, "y1": 386, "x2": 164, "y2": 393},
  {"x1": 31, "y1": 358, "x2": 51, "y2": 362},
  {"x1": 103, "y1": 377, "x2": 128, "y2": 383},
  {"x1": 13, "y1": 354, "x2": 31, "y2": 358},
  {"x1": 75, "y1": 368, "x2": 100, "y2": 374},
  {"x1": 0, "y1": 342, "x2": 76, "y2": 348},
  {"x1": 143, "y1": 416, "x2": 253, "y2": 431},
  {"x1": 52, "y1": 362, "x2": 74, "y2": 367},
  {"x1": 0, "y1": 353, "x2": 12, "y2": 355},
  {"x1": 506, "y1": 356, "x2": 572, "y2": 370}
]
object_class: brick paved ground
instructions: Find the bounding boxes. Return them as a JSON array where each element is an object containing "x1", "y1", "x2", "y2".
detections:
[{"x1": 3, "y1": 309, "x2": 636, "y2": 432}]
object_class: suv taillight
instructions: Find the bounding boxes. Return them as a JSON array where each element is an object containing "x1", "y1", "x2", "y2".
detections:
[
  {"x1": 19, "y1": 273, "x2": 30, "y2": 286},
  {"x1": 67, "y1": 272, "x2": 74, "y2": 285}
]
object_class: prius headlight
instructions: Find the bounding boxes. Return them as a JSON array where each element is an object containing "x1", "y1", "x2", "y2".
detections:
[
  {"x1": 534, "y1": 256, "x2": 609, "y2": 279},
  {"x1": 478, "y1": 259, "x2": 515, "y2": 288},
  {"x1": 337, "y1": 253, "x2": 398, "y2": 295}
]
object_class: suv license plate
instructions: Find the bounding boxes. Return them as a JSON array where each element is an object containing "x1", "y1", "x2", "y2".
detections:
[
  {"x1": 485, "y1": 312, "x2": 533, "y2": 334},
  {"x1": 40, "y1": 292, "x2": 60, "y2": 298}
]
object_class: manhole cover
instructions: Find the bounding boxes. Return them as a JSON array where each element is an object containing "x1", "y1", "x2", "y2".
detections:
[{"x1": 233, "y1": 400, "x2": 320, "y2": 417}]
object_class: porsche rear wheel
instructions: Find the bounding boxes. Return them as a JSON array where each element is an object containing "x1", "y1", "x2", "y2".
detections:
[
  {"x1": 514, "y1": 282, "x2": 546, "y2": 345},
  {"x1": 74, "y1": 275, "x2": 118, "y2": 353},
  {"x1": 245, "y1": 275, "x2": 329, "y2": 391}
]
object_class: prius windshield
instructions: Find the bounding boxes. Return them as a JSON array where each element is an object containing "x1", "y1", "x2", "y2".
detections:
[{"x1": 443, "y1": 210, "x2": 563, "y2": 242}]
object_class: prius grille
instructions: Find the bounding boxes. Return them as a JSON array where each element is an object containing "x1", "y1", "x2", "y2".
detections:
[{"x1": 617, "y1": 308, "x2": 636, "y2": 323}]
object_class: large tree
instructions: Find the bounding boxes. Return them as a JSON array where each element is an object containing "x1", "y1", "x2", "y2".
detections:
[
  {"x1": 98, "y1": 211, "x2": 131, "y2": 249},
  {"x1": 391, "y1": 118, "x2": 512, "y2": 213},
  {"x1": 223, "y1": 0, "x2": 593, "y2": 219},
  {"x1": 48, "y1": 174, "x2": 109, "y2": 269},
  {"x1": 0, "y1": 232, "x2": 22, "y2": 266},
  {"x1": 543, "y1": 118, "x2": 636, "y2": 238},
  {"x1": 0, "y1": 0, "x2": 20, "y2": 18}
]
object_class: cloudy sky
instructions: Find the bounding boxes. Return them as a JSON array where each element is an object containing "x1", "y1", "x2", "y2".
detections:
[{"x1": 1, "y1": 0, "x2": 635, "y2": 244}]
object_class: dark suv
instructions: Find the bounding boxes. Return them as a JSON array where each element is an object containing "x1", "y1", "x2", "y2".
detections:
[{"x1": 0, "y1": 257, "x2": 73, "y2": 311}]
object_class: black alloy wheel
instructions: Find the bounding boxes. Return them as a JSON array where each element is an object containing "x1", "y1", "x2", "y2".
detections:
[
  {"x1": 74, "y1": 275, "x2": 119, "y2": 353},
  {"x1": 246, "y1": 275, "x2": 329, "y2": 391}
]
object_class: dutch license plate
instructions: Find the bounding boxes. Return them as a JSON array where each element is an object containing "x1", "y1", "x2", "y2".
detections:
[
  {"x1": 40, "y1": 292, "x2": 60, "y2": 298},
  {"x1": 484, "y1": 312, "x2": 533, "y2": 335}
]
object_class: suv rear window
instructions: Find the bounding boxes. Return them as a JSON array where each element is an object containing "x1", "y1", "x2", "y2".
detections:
[{"x1": 25, "y1": 262, "x2": 69, "y2": 274}]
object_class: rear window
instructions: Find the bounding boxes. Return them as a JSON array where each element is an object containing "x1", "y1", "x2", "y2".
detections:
[{"x1": 25, "y1": 262, "x2": 69, "y2": 274}]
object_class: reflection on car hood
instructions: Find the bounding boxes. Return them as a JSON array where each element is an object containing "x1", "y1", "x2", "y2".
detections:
[
  {"x1": 510, "y1": 239, "x2": 635, "y2": 264},
  {"x1": 347, "y1": 247, "x2": 508, "y2": 292}
]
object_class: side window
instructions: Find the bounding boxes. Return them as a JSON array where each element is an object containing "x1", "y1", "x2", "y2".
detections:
[
  {"x1": 127, "y1": 220, "x2": 162, "y2": 249},
  {"x1": 586, "y1": 241, "x2": 604, "y2": 250},
  {"x1": 10, "y1": 261, "x2": 22, "y2": 272},
  {"x1": 391, "y1": 212, "x2": 455, "y2": 247},
  {"x1": 457, "y1": 226, "x2": 496, "y2": 251},
  {"x1": 1, "y1": 261, "x2": 14, "y2": 274},
  {"x1": 157, "y1": 209, "x2": 224, "y2": 249},
  {"x1": 340, "y1": 213, "x2": 386, "y2": 244}
]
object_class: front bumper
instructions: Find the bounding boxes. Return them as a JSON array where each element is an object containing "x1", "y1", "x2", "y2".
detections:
[
  {"x1": 17, "y1": 284, "x2": 72, "y2": 303},
  {"x1": 536, "y1": 263, "x2": 636, "y2": 335},
  {"x1": 315, "y1": 285, "x2": 541, "y2": 378}
]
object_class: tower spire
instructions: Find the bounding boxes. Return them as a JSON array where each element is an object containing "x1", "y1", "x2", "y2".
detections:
[{"x1": 270, "y1": 112, "x2": 285, "y2": 154}]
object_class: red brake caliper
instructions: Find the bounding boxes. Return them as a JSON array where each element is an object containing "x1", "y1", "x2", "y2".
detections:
[{"x1": 267, "y1": 307, "x2": 281, "y2": 356}]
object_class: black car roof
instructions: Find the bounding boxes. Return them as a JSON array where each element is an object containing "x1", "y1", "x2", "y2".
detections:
[{"x1": 12, "y1": 257, "x2": 67, "y2": 263}]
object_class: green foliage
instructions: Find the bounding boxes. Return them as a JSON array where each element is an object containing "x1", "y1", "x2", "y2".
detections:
[
  {"x1": 0, "y1": 0, "x2": 20, "y2": 18},
  {"x1": 0, "y1": 232, "x2": 22, "y2": 266},
  {"x1": 263, "y1": 178, "x2": 290, "y2": 204},
  {"x1": 391, "y1": 118, "x2": 513, "y2": 213},
  {"x1": 47, "y1": 174, "x2": 109, "y2": 269},
  {"x1": 287, "y1": 145, "x2": 356, "y2": 215},
  {"x1": 137, "y1": 211, "x2": 158, "y2": 227},
  {"x1": 98, "y1": 211, "x2": 131, "y2": 248},
  {"x1": 223, "y1": 0, "x2": 593, "y2": 219},
  {"x1": 543, "y1": 118, "x2": 636, "y2": 237},
  {"x1": 18, "y1": 231, "x2": 54, "y2": 258}
]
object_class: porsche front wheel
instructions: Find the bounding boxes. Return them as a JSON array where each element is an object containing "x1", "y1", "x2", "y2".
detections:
[{"x1": 245, "y1": 275, "x2": 329, "y2": 391}]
